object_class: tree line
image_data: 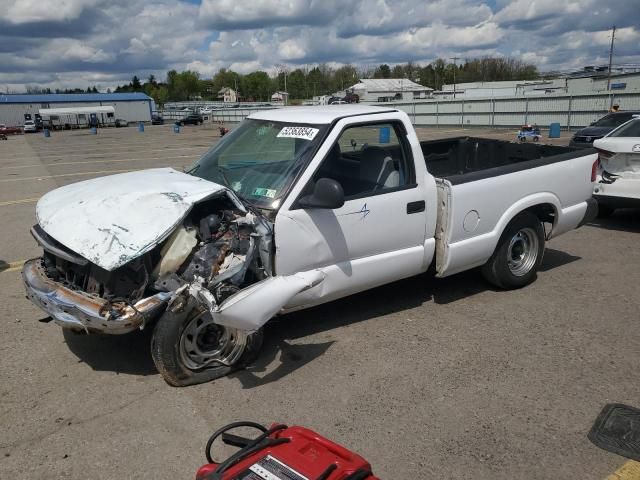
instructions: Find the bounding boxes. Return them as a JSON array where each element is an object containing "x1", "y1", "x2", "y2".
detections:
[{"x1": 22, "y1": 57, "x2": 539, "y2": 105}]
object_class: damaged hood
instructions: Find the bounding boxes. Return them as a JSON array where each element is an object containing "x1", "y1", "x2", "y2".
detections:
[{"x1": 37, "y1": 167, "x2": 241, "y2": 271}]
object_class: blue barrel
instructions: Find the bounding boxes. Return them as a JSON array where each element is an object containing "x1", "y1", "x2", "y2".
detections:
[
  {"x1": 138, "y1": 122, "x2": 145, "y2": 132},
  {"x1": 43, "y1": 129, "x2": 50, "y2": 138},
  {"x1": 379, "y1": 126, "x2": 391, "y2": 144},
  {"x1": 548, "y1": 122, "x2": 561, "y2": 138},
  {"x1": 173, "y1": 124, "x2": 181, "y2": 134},
  {"x1": 90, "y1": 127, "x2": 97, "y2": 135}
]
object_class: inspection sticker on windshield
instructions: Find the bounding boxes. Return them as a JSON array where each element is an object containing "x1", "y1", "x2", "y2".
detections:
[
  {"x1": 253, "y1": 187, "x2": 277, "y2": 198},
  {"x1": 277, "y1": 126, "x2": 319, "y2": 141}
]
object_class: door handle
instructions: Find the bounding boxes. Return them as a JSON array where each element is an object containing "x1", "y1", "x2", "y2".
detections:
[{"x1": 406, "y1": 200, "x2": 425, "y2": 214}]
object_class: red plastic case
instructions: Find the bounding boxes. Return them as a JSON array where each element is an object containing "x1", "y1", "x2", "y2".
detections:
[{"x1": 196, "y1": 425, "x2": 379, "y2": 480}]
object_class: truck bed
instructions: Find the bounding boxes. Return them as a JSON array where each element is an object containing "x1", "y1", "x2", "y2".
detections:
[
  {"x1": 429, "y1": 137, "x2": 597, "y2": 278},
  {"x1": 421, "y1": 137, "x2": 583, "y2": 184}
]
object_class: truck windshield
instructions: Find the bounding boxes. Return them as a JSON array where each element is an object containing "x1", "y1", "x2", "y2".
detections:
[{"x1": 189, "y1": 119, "x2": 328, "y2": 209}]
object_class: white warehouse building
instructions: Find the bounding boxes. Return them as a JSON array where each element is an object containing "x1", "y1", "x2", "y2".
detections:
[{"x1": 0, "y1": 92, "x2": 154, "y2": 127}]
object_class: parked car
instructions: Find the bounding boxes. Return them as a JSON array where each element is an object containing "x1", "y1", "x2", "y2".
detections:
[
  {"x1": 114, "y1": 119, "x2": 129, "y2": 128},
  {"x1": 23, "y1": 120, "x2": 37, "y2": 133},
  {"x1": 22, "y1": 105, "x2": 598, "y2": 386},
  {"x1": 592, "y1": 116, "x2": 640, "y2": 217},
  {"x1": 569, "y1": 111, "x2": 640, "y2": 148},
  {"x1": 151, "y1": 115, "x2": 164, "y2": 125},
  {"x1": 178, "y1": 113, "x2": 204, "y2": 125},
  {"x1": 0, "y1": 124, "x2": 22, "y2": 135}
]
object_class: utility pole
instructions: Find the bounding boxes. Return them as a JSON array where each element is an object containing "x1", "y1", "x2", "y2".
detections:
[
  {"x1": 275, "y1": 64, "x2": 289, "y2": 105},
  {"x1": 607, "y1": 25, "x2": 616, "y2": 91},
  {"x1": 450, "y1": 57, "x2": 460, "y2": 99}
]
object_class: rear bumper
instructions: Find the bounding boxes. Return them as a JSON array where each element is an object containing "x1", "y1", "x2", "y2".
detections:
[
  {"x1": 594, "y1": 194, "x2": 640, "y2": 210},
  {"x1": 593, "y1": 177, "x2": 640, "y2": 209},
  {"x1": 578, "y1": 197, "x2": 599, "y2": 227},
  {"x1": 22, "y1": 258, "x2": 170, "y2": 334}
]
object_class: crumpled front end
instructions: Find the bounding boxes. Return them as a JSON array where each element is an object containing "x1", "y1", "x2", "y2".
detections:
[
  {"x1": 22, "y1": 258, "x2": 170, "y2": 334},
  {"x1": 24, "y1": 174, "x2": 323, "y2": 335}
]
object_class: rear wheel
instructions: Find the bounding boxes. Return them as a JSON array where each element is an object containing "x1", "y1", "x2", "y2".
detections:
[
  {"x1": 151, "y1": 298, "x2": 263, "y2": 387},
  {"x1": 481, "y1": 211, "x2": 545, "y2": 289}
]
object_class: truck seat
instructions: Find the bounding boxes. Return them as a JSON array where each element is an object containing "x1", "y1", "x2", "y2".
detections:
[{"x1": 360, "y1": 146, "x2": 399, "y2": 190}]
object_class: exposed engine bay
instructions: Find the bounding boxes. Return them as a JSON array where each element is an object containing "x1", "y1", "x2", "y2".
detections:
[{"x1": 28, "y1": 193, "x2": 276, "y2": 333}]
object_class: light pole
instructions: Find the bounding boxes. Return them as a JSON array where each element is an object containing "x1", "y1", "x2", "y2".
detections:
[
  {"x1": 450, "y1": 56, "x2": 460, "y2": 99},
  {"x1": 276, "y1": 64, "x2": 289, "y2": 105}
]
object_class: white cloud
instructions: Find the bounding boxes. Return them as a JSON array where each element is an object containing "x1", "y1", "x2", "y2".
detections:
[
  {"x1": 0, "y1": 0, "x2": 639, "y2": 92},
  {"x1": 1, "y1": 0, "x2": 97, "y2": 24}
]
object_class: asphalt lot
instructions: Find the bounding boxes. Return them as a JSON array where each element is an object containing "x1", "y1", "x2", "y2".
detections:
[{"x1": 1, "y1": 124, "x2": 639, "y2": 479}]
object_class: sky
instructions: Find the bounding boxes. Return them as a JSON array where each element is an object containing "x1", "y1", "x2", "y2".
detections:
[{"x1": 0, "y1": 0, "x2": 639, "y2": 92}]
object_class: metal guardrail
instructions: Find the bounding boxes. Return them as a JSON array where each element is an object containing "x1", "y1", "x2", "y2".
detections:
[
  {"x1": 159, "y1": 92, "x2": 640, "y2": 129},
  {"x1": 385, "y1": 91, "x2": 640, "y2": 129},
  {"x1": 158, "y1": 105, "x2": 279, "y2": 124}
]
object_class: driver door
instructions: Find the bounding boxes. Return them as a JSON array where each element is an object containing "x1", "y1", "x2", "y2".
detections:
[{"x1": 275, "y1": 119, "x2": 430, "y2": 309}]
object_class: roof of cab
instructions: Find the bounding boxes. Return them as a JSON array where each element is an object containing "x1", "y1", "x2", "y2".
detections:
[{"x1": 248, "y1": 105, "x2": 397, "y2": 124}]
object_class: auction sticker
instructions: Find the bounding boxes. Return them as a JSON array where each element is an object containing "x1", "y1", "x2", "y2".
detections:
[{"x1": 277, "y1": 126, "x2": 319, "y2": 141}]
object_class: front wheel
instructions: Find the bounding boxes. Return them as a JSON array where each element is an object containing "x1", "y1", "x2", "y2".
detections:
[
  {"x1": 481, "y1": 211, "x2": 545, "y2": 289},
  {"x1": 151, "y1": 299, "x2": 263, "y2": 387}
]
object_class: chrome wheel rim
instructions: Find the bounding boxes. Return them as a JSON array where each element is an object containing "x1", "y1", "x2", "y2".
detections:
[
  {"x1": 507, "y1": 227, "x2": 539, "y2": 276},
  {"x1": 179, "y1": 310, "x2": 248, "y2": 370}
]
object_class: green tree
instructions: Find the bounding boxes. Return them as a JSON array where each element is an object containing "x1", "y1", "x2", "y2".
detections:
[
  {"x1": 241, "y1": 71, "x2": 271, "y2": 101},
  {"x1": 212, "y1": 68, "x2": 241, "y2": 98},
  {"x1": 132, "y1": 75, "x2": 142, "y2": 90},
  {"x1": 374, "y1": 64, "x2": 391, "y2": 79},
  {"x1": 166, "y1": 70, "x2": 201, "y2": 100}
]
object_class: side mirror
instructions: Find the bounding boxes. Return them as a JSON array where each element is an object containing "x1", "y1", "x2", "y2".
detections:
[{"x1": 297, "y1": 178, "x2": 344, "y2": 210}]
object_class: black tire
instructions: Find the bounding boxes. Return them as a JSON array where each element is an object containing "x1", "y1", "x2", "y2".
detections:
[
  {"x1": 481, "y1": 211, "x2": 545, "y2": 290},
  {"x1": 596, "y1": 204, "x2": 615, "y2": 218},
  {"x1": 151, "y1": 298, "x2": 263, "y2": 387}
]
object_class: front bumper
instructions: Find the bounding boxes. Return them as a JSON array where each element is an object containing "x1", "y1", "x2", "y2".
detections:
[{"x1": 22, "y1": 258, "x2": 170, "y2": 334}]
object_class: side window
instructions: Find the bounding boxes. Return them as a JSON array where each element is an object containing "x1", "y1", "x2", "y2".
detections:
[{"x1": 313, "y1": 122, "x2": 414, "y2": 199}]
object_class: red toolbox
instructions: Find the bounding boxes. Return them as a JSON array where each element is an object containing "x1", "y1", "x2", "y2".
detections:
[{"x1": 196, "y1": 422, "x2": 380, "y2": 480}]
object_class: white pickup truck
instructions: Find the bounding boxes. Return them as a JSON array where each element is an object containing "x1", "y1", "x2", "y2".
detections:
[{"x1": 23, "y1": 105, "x2": 598, "y2": 386}]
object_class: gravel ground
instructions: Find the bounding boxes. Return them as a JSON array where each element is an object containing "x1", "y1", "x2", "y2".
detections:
[{"x1": 0, "y1": 124, "x2": 638, "y2": 479}]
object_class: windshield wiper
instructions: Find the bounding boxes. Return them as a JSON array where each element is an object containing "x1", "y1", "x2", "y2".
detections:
[{"x1": 185, "y1": 164, "x2": 200, "y2": 174}]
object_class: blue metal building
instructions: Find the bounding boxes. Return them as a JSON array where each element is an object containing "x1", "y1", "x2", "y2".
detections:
[{"x1": 0, "y1": 92, "x2": 154, "y2": 126}]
